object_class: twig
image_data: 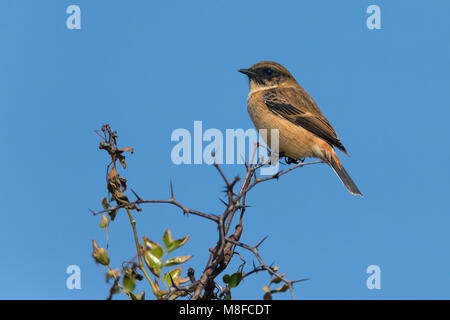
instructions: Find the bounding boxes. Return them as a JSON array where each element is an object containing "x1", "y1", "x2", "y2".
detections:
[
  {"x1": 124, "y1": 208, "x2": 158, "y2": 296},
  {"x1": 93, "y1": 125, "x2": 322, "y2": 300}
]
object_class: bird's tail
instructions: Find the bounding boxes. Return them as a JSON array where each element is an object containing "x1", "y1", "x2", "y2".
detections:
[{"x1": 328, "y1": 155, "x2": 363, "y2": 197}]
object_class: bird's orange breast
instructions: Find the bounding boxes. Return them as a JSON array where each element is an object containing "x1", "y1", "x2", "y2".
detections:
[{"x1": 247, "y1": 91, "x2": 331, "y2": 161}]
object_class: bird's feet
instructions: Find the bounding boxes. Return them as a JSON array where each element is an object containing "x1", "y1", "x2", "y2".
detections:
[
  {"x1": 267, "y1": 151, "x2": 304, "y2": 166},
  {"x1": 279, "y1": 152, "x2": 304, "y2": 165}
]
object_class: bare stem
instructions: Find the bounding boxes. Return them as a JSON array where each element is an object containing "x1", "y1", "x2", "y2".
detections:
[{"x1": 125, "y1": 208, "x2": 158, "y2": 296}]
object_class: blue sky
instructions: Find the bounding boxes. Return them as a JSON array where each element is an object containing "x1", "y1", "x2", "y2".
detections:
[{"x1": 1, "y1": 0, "x2": 450, "y2": 299}]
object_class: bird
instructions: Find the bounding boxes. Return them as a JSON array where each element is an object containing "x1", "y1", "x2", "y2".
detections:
[{"x1": 238, "y1": 61, "x2": 362, "y2": 196}]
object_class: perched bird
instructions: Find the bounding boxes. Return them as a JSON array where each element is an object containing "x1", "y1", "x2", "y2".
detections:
[{"x1": 239, "y1": 61, "x2": 362, "y2": 196}]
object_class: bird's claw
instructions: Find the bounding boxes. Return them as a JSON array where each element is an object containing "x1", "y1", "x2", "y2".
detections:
[
  {"x1": 284, "y1": 156, "x2": 304, "y2": 165},
  {"x1": 267, "y1": 151, "x2": 304, "y2": 166}
]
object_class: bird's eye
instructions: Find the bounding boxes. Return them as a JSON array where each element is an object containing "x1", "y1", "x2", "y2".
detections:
[{"x1": 263, "y1": 68, "x2": 273, "y2": 76}]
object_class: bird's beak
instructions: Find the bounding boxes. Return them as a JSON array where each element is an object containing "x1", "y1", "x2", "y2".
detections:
[{"x1": 238, "y1": 68, "x2": 257, "y2": 77}]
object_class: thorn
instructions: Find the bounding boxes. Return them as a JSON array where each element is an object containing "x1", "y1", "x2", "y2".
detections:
[
  {"x1": 292, "y1": 278, "x2": 310, "y2": 284},
  {"x1": 170, "y1": 180, "x2": 174, "y2": 199},
  {"x1": 89, "y1": 209, "x2": 96, "y2": 215},
  {"x1": 256, "y1": 235, "x2": 269, "y2": 248},
  {"x1": 219, "y1": 198, "x2": 228, "y2": 207},
  {"x1": 168, "y1": 273, "x2": 179, "y2": 290},
  {"x1": 130, "y1": 188, "x2": 142, "y2": 201},
  {"x1": 226, "y1": 185, "x2": 233, "y2": 193}
]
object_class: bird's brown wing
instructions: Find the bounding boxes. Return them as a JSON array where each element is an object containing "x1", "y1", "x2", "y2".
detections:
[{"x1": 263, "y1": 87, "x2": 348, "y2": 154}]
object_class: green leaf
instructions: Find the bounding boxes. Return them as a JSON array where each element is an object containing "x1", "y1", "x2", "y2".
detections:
[
  {"x1": 144, "y1": 249, "x2": 162, "y2": 277},
  {"x1": 163, "y1": 255, "x2": 192, "y2": 267},
  {"x1": 129, "y1": 292, "x2": 138, "y2": 300},
  {"x1": 123, "y1": 275, "x2": 136, "y2": 292},
  {"x1": 167, "y1": 235, "x2": 190, "y2": 253},
  {"x1": 162, "y1": 229, "x2": 189, "y2": 253},
  {"x1": 164, "y1": 267, "x2": 182, "y2": 285},
  {"x1": 223, "y1": 274, "x2": 230, "y2": 284},
  {"x1": 162, "y1": 229, "x2": 173, "y2": 249},
  {"x1": 142, "y1": 236, "x2": 164, "y2": 259},
  {"x1": 228, "y1": 272, "x2": 243, "y2": 288}
]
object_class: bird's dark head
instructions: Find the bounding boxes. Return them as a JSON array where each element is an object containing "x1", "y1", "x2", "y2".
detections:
[{"x1": 238, "y1": 61, "x2": 296, "y2": 90}]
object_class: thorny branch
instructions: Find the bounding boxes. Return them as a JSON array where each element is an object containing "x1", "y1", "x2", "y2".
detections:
[{"x1": 91, "y1": 124, "x2": 324, "y2": 300}]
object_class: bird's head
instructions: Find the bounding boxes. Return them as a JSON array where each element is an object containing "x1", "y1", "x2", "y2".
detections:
[{"x1": 238, "y1": 61, "x2": 297, "y2": 91}]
